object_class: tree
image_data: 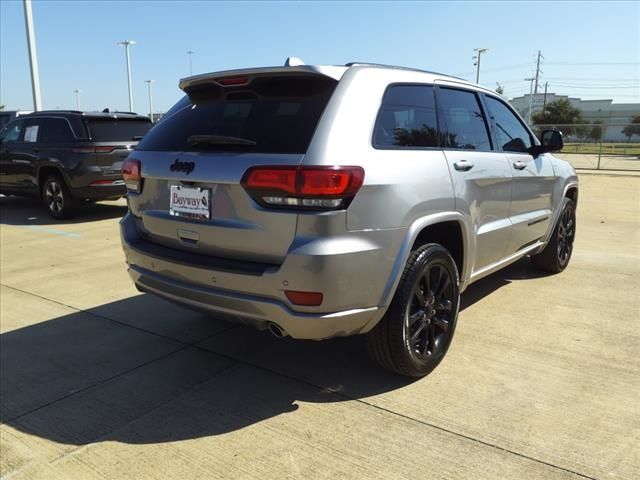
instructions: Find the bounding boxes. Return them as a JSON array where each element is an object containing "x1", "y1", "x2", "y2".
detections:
[
  {"x1": 589, "y1": 121, "x2": 604, "y2": 142},
  {"x1": 495, "y1": 83, "x2": 505, "y2": 96},
  {"x1": 532, "y1": 99, "x2": 586, "y2": 136},
  {"x1": 622, "y1": 115, "x2": 640, "y2": 142}
]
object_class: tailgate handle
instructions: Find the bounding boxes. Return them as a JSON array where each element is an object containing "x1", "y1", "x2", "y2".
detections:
[{"x1": 177, "y1": 229, "x2": 199, "y2": 247}]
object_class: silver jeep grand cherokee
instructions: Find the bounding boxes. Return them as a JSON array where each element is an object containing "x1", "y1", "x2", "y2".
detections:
[{"x1": 121, "y1": 62, "x2": 578, "y2": 377}]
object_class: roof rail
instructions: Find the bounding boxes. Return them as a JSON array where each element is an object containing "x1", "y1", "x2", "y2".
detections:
[{"x1": 344, "y1": 62, "x2": 468, "y2": 82}]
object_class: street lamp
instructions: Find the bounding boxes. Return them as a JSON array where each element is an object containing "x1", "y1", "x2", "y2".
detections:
[
  {"x1": 187, "y1": 50, "x2": 194, "y2": 75},
  {"x1": 525, "y1": 77, "x2": 536, "y2": 124},
  {"x1": 73, "y1": 89, "x2": 80, "y2": 111},
  {"x1": 473, "y1": 48, "x2": 488, "y2": 84},
  {"x1": 117, "y1": 40, "x2": 136, "y2": 111},
  {"x1": 144, "y1": 80, "x2": 155, "y2": 122}
]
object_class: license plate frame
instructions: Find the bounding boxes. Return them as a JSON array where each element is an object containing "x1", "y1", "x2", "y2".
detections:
[{"x1": 169, "y1": 185, "x2": 211, "y2": 220}]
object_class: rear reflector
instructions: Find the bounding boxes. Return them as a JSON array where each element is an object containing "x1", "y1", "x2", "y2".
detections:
[
  {"x1": 285, "y1": 290, "x2": 324, "y2": 306},
  {"x1": 241, "y1": 166, "x2": 364, "y2": 210},
  {"x1": 90, "y1": 179, "x2": 124, "y2": 186},
  {"x1": 72, "y1": 146, "x2": 117, "y2": 153},
  {"x1": 122, "y1": 158, "x2": 142, "y2": 193}
]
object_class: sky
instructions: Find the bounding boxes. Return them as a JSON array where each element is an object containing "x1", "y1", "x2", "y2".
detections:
[{"x1": 1, "y1": 0, "x2": 639, "y2": 113}]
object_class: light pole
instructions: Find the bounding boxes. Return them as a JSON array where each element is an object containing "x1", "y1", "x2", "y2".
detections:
[
  {"x1": 73, "y1": 89, "x2": 80, "y2": 110},
  {"x1": 144, "y1": 80, "x2": 155, "y2": 122},
  {"x1": 525, "y1": 77, "x2": 535, "y2": 124},
  {"x1": 473, "y1": 48, "x2": 488, "y2": 84},
  {"x1": 187, "y1": 50, "x2": 194, "y2": 75},
  {"x1": 117, "y1": 40, "x2": 136, "y2": 111},
  {"x1": 23, "y1": 0, "x2": 42, "y2": 111}
]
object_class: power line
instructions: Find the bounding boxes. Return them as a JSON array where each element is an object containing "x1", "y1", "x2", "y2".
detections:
[{"x1": 545, "y1": 61, "x2": 640, "y2": 65}]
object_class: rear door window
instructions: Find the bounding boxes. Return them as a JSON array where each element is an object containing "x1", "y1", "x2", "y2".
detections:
[
  {"x1": 23, "y1": 119, "x2": 44, "y2": 143},
  {"x1": 373, "y1": 85, "x2": 438, "y2": 148},
  {"x1": 87, "y1": 119, "x2": 152, "y2": 142},
  {"x1": 136, "y1": 75, "x2": 337, "y2": 154},
  {"x1": 40, "y1": 118, "x2": 76, "y2": 143},
  {"x1": 437, "y1": 88, "x2": 492, "y2": 151}
]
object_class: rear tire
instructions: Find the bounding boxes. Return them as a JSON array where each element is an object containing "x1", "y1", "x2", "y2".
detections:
[
  {"x1": 531, "y1": 198, "x2": 576, "y2": 273},
  {"x1": 366, "y1": 243, "x2": 460, "y2": 377},
  {"x1": 42, "y1": 174, "x2": 75, "y2": 219}
]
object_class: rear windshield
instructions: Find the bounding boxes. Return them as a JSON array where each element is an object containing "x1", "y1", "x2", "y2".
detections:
[
  {"x1": 87, "y1": 119, "x2": 152, "y2": 142},
  {"x1": 136, "y1": 75, "x2": 337, "y2": 154}
]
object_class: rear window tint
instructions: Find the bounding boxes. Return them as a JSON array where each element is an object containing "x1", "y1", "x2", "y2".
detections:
[
  {"x1": 373, "y1": 85, "x2": 438, "y2": 148},
  {"x1": 87, "y1": 119, "x2": 152, "y2": 142},
  {"x1": 40, "y1": 118, "x2": 75, "y2": 142},
  {"x1": 136, "y1": 75, "x2": 337, "y2": 154}
]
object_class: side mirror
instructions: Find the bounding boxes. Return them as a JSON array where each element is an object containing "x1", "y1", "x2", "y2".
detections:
[{"x1": 541, "y1": 129, "x2": 563, "y2": 152}]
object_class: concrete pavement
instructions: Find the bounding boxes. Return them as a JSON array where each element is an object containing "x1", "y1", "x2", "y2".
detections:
[{"x1": 1, "y1": 174, "x2": 638, "y2": 479}]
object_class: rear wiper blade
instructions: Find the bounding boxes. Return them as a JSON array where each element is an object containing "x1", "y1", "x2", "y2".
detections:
[{"x1": 187, "y1": 135, "x2": 256, "y2": 146}]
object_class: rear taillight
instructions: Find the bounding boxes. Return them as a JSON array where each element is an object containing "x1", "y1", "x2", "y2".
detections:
[
  {"x1": 241, "y1": 166, "x2": 364, "y2": 210},
  {"x1": 122, "y1": 158, "x2": 142, "y2": 193}
]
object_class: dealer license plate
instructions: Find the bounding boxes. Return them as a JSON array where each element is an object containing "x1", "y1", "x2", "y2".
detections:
[{"x1": 169, "y1": 185, "x2": 211, "y2": 220}]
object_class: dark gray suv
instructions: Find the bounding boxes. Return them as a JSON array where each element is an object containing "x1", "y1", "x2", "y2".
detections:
[
  {"x1": 0, "y1": 110, "x2": 152, "y2": 218},
  {"x1": 121, "y1": 63, "x2": 577, "y2": 377}
]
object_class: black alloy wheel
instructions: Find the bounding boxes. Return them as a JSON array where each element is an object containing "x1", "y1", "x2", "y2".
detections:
[
  {"x1": 366, "y1": 243, "x2": 460, "y2": 377},
  {"x1": 532, "y1": 198, "x2": 576, "y2": 273},
  {"x1": 556, "y1": 203, "x2": 576, "y2": 268},
  {"x1": 405, "y1": 262, "x2": 454, "y2": 361}
]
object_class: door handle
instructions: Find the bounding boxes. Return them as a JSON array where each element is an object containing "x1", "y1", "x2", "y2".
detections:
[
  {"x1": 453, "y1": 160, "x2": 474, "y2": 171},
  {"x1": 513, "y1": 160, "x2": 527, "y2": 170}
]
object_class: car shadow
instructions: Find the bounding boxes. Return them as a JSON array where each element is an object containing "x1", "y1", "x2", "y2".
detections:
[
  {"x1": 0, "y1": 195, "x2": 127, "y2": 226},
  {"x1": 0, "y1": 293, "x2": 413, "y2": 447},
  {"x1": 460, "y1": 257, "x2": 552, "y2": 311},
  {"x1": 1, "y1": 259, "x2": 549, "y2": 447}
]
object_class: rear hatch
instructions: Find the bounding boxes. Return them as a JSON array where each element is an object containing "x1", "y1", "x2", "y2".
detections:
[
  {"x1": 85, "y1": 116, "x2": 152, "y2": 175},
  {"x1": 127, "y1": 70, "x2": 339, "y2": 264}
]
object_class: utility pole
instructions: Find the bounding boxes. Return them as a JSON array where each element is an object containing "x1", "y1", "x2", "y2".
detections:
[
  {"x1": 117, "y1": 40, "x2": 136, "y2": 111},
  {"x1": 23, "y1": 0, "x2": 42, "y2": 111},
  {"x1": 525, "y1": 77, "x2": 535, "y2": 124},
  {"x1": 534, "y1": 50, "x2": 544, "y2": 94},
  {"x1": 473, "y1": 48, "x2": 488, "y2": 84},
  {"x1": 73, "y1": 89, "x2": 80, "y2": 111},
  {"x1": 187, "y1": 50, "x2": 194, "y2": 76},
  {"x1": 542, "y1": 82, "x2": 549, "y2": 110},
  {"x1": 144, "y1": 80, "x2": 155, "y2": 122}
]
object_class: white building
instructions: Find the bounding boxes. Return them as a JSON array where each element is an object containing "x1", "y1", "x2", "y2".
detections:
[{"x1": 509, "y1": 93, "x2": 639, "y2": 141}]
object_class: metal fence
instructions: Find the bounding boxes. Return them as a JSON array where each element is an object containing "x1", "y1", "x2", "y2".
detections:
[{"x1": 532, "y1": 123, "x2": 640, "y2": 171}]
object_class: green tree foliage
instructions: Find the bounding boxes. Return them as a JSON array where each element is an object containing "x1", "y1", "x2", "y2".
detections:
[
  {"x1": 589, "y1": 121, "x2": 604, "y2": 142},
  {"x1": 622, "y1": 115, "x2": 640, "y2": 141},
  {"x1": 532, "y1": 99, "x2": 586, "y2": 136},
  {"x1": 495, "y1": 83, "x2": 505, "y2": 96}
]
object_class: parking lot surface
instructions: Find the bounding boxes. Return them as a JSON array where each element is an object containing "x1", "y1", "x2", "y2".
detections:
[{"x1": 1, "y1": 173, "x2": 638, "y2": 480}]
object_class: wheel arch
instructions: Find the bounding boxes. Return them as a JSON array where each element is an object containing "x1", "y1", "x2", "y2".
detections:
[
  {"x1": 37, "y1": 165, "x2": 68, "y2": 194},
  {"x1": 378, "y1": 212, "x2": 473, "y2": 309}
]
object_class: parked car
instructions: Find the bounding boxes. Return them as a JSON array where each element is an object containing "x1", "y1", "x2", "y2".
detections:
[
  {"x1": 0, "y1": 110, "x2": 32, "y2": 131},
  {"x1": 120, "y1": 62, "x2": 578, "y2": 377},
  {"x1": 0, "y1": 110, "x2": 152, "y2": 218}
]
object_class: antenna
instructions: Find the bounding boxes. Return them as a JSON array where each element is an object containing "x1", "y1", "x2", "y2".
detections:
[{"x1": 285, "y1": 57, "x2": 305, "y2": 67}]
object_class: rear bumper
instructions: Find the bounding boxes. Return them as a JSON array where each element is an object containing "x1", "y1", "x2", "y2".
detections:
[
  {"x1": 128, "y1": 264, "x2": 378, "y2": 340},
  {"x1": 119, "y1": 213, "x2": 401, "y2": 340},
  {"x1": 71, "y1": 183, "x2": 125, "y2": 200}
]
